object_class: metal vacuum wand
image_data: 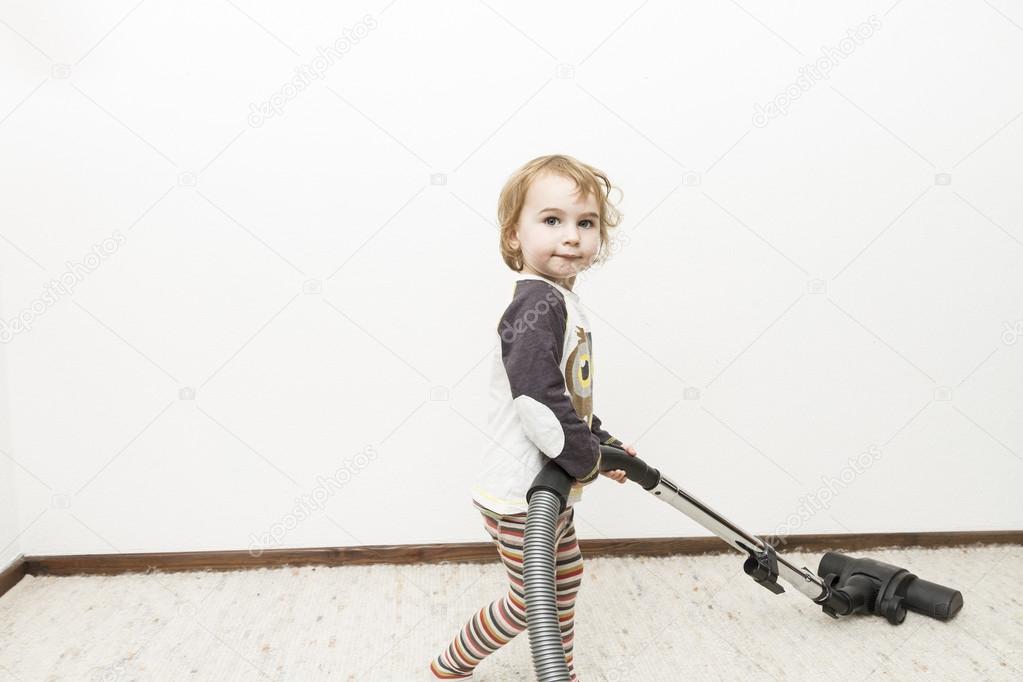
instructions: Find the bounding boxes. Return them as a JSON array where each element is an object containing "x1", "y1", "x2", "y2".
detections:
[{"x1": 578, "y1": 444, "x2": 963, "y2": 624}]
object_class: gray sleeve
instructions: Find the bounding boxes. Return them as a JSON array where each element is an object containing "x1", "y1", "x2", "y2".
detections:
[
  {"x1": 498, "y1": 280, "x2": 602, "y2": 483},
  {"x1": 590, "y1": 413, "x2": 623, "y2": 447}
]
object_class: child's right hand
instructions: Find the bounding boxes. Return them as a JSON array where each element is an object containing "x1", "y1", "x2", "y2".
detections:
[
  {"x1": 600, "y1": 469, "x2": 628, "y2": 484},
  {"x1": 597, "y1": 443, "x2": 638, "y2": 484}
]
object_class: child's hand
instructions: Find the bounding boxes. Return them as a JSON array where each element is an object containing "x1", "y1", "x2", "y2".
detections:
[{"x1": 599, "y1": 444, "x2": 638, "y2": 484}]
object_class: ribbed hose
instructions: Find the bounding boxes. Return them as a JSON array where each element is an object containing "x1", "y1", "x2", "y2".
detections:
[
  {"x1": 523, "y1": 488, "x2": 571, "y2": 682},
  {"x1": 524, "y1": 445, "x2": 657, "y2": 680}
]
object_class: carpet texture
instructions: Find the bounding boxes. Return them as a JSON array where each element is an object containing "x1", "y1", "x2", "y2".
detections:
[{"x1": 0, "y1": 544, "x2": 1019, "y2": 680}]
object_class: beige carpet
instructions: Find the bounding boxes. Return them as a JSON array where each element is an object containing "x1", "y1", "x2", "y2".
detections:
[{"x1": 0, "y1": 544, "x2": 1019, "y2": 681}]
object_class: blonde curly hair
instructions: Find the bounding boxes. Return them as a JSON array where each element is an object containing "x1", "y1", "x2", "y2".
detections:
[{"x1": 497, "y1": 154, "x2": 622, "y2": 273}]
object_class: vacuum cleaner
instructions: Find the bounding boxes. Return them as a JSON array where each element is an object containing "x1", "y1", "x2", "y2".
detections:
[{"x1": 523, "y1": 443, "x2": 964, "y2": 681}]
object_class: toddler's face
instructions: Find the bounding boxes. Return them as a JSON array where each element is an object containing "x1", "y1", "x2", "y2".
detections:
[{"x1": 511, "y1": 173, "x2": 602, "y2": 288}]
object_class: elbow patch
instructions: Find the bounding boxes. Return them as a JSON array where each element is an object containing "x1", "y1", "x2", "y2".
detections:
[{"x1": 512, "y1": 394, "x2": 565, "y2": 457}]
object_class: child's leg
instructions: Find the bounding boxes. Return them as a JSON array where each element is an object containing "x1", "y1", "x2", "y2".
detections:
[
  {"x1": 429, "y1": 511, "x2": 532, "y2": 679},
  {"x1": 555, "y1": 510, "x2": 584, "y2": 682}
]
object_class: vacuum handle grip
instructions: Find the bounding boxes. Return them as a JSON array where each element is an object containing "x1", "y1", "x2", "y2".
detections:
[
  {"x1": 599, "y1": 444, "x2": 661, "y2": 490},
  {"x1": 527, "y1": 443, "x2": 663, "y2": 511}
]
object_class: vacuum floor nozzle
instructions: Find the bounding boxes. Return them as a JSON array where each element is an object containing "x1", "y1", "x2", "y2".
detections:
[{"x1": 816, "y1": 551, "x2": 964, "y2": 624}]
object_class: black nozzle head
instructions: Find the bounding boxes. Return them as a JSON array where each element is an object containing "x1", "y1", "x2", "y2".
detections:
[
  {"x1": 906, "y1": 576, "x2": 964, "y2": 621},
  {"x1": 817, "y1": 551, "x2": 963, "y2": 623}
]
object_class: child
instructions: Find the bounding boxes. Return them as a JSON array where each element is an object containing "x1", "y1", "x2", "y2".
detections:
[{"x1": 429, "y1": 154, "x2": 639, "y2": 680}]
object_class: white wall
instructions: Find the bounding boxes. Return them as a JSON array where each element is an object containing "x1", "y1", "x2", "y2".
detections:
[
  {"x1": 0, "y1": 277, "x2": 20, "y2": 570},
  {"x1": 0, "y1": 1, "x2": 1020, "y2": 559}
]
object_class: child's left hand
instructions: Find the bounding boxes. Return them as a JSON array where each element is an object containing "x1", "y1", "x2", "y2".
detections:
[{"x1": 599, "y1": 444, "x2": 638, "y2": 484}]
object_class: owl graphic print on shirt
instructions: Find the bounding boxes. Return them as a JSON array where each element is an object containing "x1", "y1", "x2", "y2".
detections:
[{"x1": 565, "y1": 326, "x2": 593, "y2": 429}]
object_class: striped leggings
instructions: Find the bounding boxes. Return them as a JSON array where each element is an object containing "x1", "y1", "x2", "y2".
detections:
[{"x1": 430, "y1": 501, "x2": 584, "y2": 680}]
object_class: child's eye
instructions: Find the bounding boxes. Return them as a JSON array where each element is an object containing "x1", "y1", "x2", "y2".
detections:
[{"x1": 544, "y1": 216, "x2": 595, "y2": 228}]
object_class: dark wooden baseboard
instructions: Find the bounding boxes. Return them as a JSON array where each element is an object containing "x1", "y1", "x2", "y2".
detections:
[
  {"x1": 3, "y1": 529, "x2": 1020, "y2": 599},
  {"x1": 0, "y1": 556, "x2": 27, "y2": 599}
]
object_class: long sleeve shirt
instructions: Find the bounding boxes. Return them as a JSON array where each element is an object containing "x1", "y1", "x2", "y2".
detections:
[{"x1": 471, "y1": 273, "x2": 622, "y2": 515}]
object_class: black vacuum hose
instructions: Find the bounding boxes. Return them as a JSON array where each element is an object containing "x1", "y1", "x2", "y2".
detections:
[{"x1": 524, "y1": 445, "x2": 661, "y2": 681}]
